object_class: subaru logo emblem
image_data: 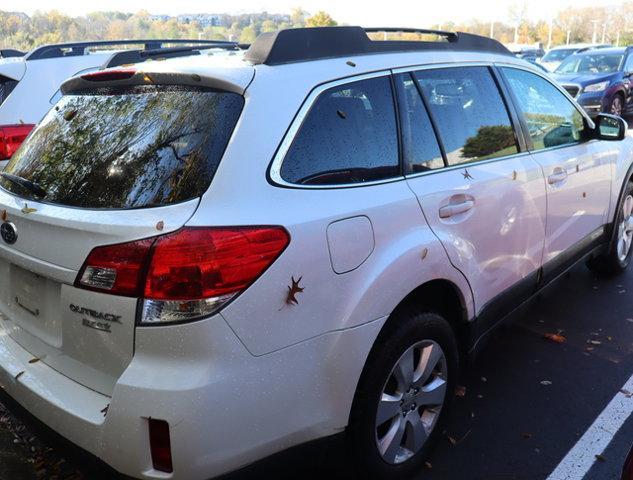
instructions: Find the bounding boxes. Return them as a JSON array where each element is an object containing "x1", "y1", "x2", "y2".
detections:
[{"x1": 0, "y1": 222, "x2": 17, "y2": 245}]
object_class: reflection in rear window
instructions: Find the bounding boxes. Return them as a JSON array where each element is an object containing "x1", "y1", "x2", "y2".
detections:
[{"x1": 0, "y1": 85, "x2": 243, "y2": 209}]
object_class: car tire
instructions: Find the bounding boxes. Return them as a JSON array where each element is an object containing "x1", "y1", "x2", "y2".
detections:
[
  {"x1": 588, "y1": 179, "x2": 633, "y2": 275},
  {"x1": 346, "y1": 310, "x2": 459, "y2": 479},
  {"x1": 607, "y1": 93, "x2": 625, "y2": 117}
]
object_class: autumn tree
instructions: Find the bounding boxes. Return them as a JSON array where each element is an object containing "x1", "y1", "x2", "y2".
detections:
[{"x1": 305, "y1": 11, "x2": 337, "y2": 28}]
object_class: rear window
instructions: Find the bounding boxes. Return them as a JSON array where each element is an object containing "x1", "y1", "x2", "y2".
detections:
[{"x1": 0, "y1": 85, "x2": 243, "y2": 209}]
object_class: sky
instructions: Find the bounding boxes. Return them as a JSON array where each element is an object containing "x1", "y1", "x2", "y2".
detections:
[{"x1": 9, "y1": 0, "x2": 625, "y2": 25}]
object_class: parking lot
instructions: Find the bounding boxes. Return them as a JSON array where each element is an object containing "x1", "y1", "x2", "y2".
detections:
[{"x1": 0, "y1": 156, "x2": 630, "y2": 480}]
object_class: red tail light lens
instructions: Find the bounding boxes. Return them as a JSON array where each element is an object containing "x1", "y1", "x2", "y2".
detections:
[
  {"x1": 0, "y1": 124, "x2": 34, "y2": 160},
  {"x1": 148, "y1": 419, "x2": 173, "y2": 473},
  {"x1": 76, "y1": 227, "x2": 289, "y2": 323},
  {"x1": 81, "y1": 69, "x2": 136, "y2": 82}
]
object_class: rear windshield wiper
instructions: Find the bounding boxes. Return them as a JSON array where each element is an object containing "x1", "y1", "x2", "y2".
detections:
[{"x1": 0, "y1": 172, "x2": 47, "y2": 198}]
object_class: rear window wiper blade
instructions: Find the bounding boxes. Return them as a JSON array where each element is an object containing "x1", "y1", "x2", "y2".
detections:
[{"x1": 0, "y1": 172, "x2": 47, "y2": 198}]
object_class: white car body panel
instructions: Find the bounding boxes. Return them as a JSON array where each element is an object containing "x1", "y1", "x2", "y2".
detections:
[{"x1": 0, "y1": 41, "x2": 629, "y2": 480}]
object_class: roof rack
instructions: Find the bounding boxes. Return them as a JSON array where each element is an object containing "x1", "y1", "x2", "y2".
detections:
[
  {"x1": 104, "y1": 43, "x2": 241, "y2": 68},
  {"x1": 244, "y1": 26, "x2": 511, "y2": 66},
  {"x1": 0, "y1": 49, "x2": 25, "y2": 59},
  {"x1": 26, "y1": 39, "x2": 239, "y2": 61}
]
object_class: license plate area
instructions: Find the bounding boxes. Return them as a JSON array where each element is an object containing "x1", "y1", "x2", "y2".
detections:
[{"x1": 5, "y1": 263, "x2": 62, "y2": 348}]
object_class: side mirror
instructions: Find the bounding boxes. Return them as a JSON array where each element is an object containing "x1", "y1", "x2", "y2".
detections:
[{"x1": 594, "y1": 113, "x2": 627, "y2": 141}]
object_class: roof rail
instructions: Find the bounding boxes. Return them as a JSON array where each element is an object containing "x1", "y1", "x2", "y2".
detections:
[
  {"x1": 244, "y1": 26, "x2": 511, "y2": 66},
  {"x1": 0, "y1": 49, "x2": 25, "y2": 59},
  {"x1": 26, "y1": 39, "x2": 239, "y2": 61},
  {"x1": 104, "y1": 43, "x2": 242, "y2": 68}
]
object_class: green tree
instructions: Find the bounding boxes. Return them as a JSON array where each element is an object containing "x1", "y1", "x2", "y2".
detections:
[{"x1": 239, "y1": 26, "x2": 257, "y2": 44}]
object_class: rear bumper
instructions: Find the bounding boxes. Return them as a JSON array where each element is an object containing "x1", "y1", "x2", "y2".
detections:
[{"x1": 0, "y1": 313, "x2": 385, "y2": 479}]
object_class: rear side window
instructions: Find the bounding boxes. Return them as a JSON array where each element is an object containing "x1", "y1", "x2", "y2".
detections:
[
  {"x1": 502, "y1": 67, "x2": 585, "y2": 150},
  {"x1": 414, "y1": 67, "x2": 518, "y2": 166},
  {"x1": 0, "y1": 85, "x2": 243, "y2": 209},
  {"x1": 280, "y1": 76, "x2": 399, "y2": 186},
  {"x1": 0, "y1": 75, "x2": 18, "y2": 105},
  {"x1": 393, "y1": 73, "x2": 444, "y2": 173}
]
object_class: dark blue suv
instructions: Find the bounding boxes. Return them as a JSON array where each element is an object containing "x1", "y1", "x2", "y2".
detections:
[{"x1": 552, "y1": 47, "x2": 633, "y2": 117}]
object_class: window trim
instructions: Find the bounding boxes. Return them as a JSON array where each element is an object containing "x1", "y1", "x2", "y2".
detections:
[
  {"x1": 495, "y1": 63, "x2": 596, "y2": 155},
  {"x1": 268, "y1": 70, "x2": 406, "y2": 190}
]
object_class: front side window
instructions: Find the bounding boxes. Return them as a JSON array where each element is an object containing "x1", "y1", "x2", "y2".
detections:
[
  {"x1": 502, "y1": 67, "x2": 585, "y2": 150},
  {"x1": 1, "y1": 85, "x2": 244, "y2": 209},
  {"x1": 280, "y1": 76, "x2": 399, "y2": 186},
  {"x1": 413, "y1": 66, "x2": 518, "y2": 166}
]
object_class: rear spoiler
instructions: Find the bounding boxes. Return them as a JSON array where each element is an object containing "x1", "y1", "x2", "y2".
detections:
[{"x1": 61, "y1": 69, "x2": 248, "y2": 95}]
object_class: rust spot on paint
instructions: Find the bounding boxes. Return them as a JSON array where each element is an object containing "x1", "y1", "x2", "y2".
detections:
[
  {"x1": 1, "y1": 210, "x2": 6, "y2": 222},
  {"x1": 156, "y1": 221, "x2": 165, "y2": 231},
  {"x1": 285, "y1": 276, "x2": 304, "y2": 306}
]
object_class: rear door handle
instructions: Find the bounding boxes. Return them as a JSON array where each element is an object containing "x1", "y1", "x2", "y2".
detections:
[
  {"x1": 439, "y1": 199, "x2": 475, "y2": 218},
  {"x1": 548, "y1": 168, "x2": 568, "y2": 185}
]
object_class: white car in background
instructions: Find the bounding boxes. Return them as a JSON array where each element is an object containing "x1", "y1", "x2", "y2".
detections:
[
  {"x1": 540, "y1": 43, "x2": 612, "y2": 71},
  {"x1": 0, "y1": 39, "x2": 239, "y2": 169},
  {"x1": 0, "y1": 26, "x2": 631, "y2": 480}
]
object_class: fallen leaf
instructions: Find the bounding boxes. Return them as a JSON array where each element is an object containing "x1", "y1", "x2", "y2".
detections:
[
  {"x1": 100, "y1": 404, "x2": 109, "y2": 417},
  {"x1": 619, "y1": 290, "x2": 626, "y2": 294},
  {"x1": 14, "y1": 371, "x2": 24, "y2": 381},
  {"x1": 607, "y1": 336, "x2": 613, "y2": 341},
  {"x1": 424, "y1": 461, "x2": 432, "y2": 469},
  {"x1": 540, "y1": 380, "x2": 552, "y2": 386},
  {"x1": 63, "y1": 110, "x2": 77, "y2": 122},
  {"x1": 447, "y1": 435, "x2": 457, "y2": 446},
  {"x1": 522, "y1": 432, "x2": 533, "y2": 439},
  {"x1": 285, "y1": 276, "x2": 304, "y2": 306},
  {"x1": 28, "y1": 358, "x2": 40, "y2": 364},
  {"x1": 627, "y1": 318, "x2": 633, "y2": 323},
  {"x1": 0, "y1": 210, "x2": 6, "y2": 222},
  {"x1": 595, "y1": 454, "x2": 606, "y2": 462},
  {"x1": 543, "y1": 332, "x2": 566, "y2": 344},
  {"x1": 589, "y1": 340, "x2": 602, "y2": 345},
  {"x1": 155, "y1": 221, "x2": 164, "y2": 231},
  {"x1": 477, "y1": 394, "x2": 484, "y2": 399},
  {"x1": 620, "y1": 389, "x2": 633, "y2": 398},
  {"x1": 481, "y1": 376, "x2": 487, "y2": 383},
  {"x1": 586, "y1": 347, "x2": 595, "y2": 352},
  {"x1": 454, "y1": 385, "x2": 467, "y2": 397},
  {"x1": 21, "y1": 204, "x2": 37, "y2": 215}
]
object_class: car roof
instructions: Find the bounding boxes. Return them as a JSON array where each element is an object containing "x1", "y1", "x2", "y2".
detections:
[{"x1": 575, "y1": 47, "x2": 626, "y2": 56}]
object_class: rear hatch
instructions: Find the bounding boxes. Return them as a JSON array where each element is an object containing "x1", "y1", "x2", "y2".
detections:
[{"x1": 0, "y1": 74, "x2": 244, "y2": 395}]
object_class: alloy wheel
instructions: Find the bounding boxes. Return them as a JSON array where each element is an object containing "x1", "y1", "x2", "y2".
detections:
[
  {"x1": 617, "y1": 194, "x2": 633, "y2": 262},
  {"x1": 610, "y1": 96, "x2": 623, "y2": 117},
  {"x1": 375, "y1": 340, "x2": 448, "y2": 465}
]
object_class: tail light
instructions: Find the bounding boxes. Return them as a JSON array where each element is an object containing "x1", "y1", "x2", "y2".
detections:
[
  {"x1": 0, "y1": 124, "x2": 34, "y2": 160},
  {"x1": 76, "y1": 227, "x2": 289, "y2": 324},
  {"x1": 148, "y1": 419, "x2": 173, "y2": 473}
]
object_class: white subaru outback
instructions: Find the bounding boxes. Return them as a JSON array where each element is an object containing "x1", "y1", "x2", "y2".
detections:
[{"x1": 0, "y1": 26, "x2": 630, "y2": 480}]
